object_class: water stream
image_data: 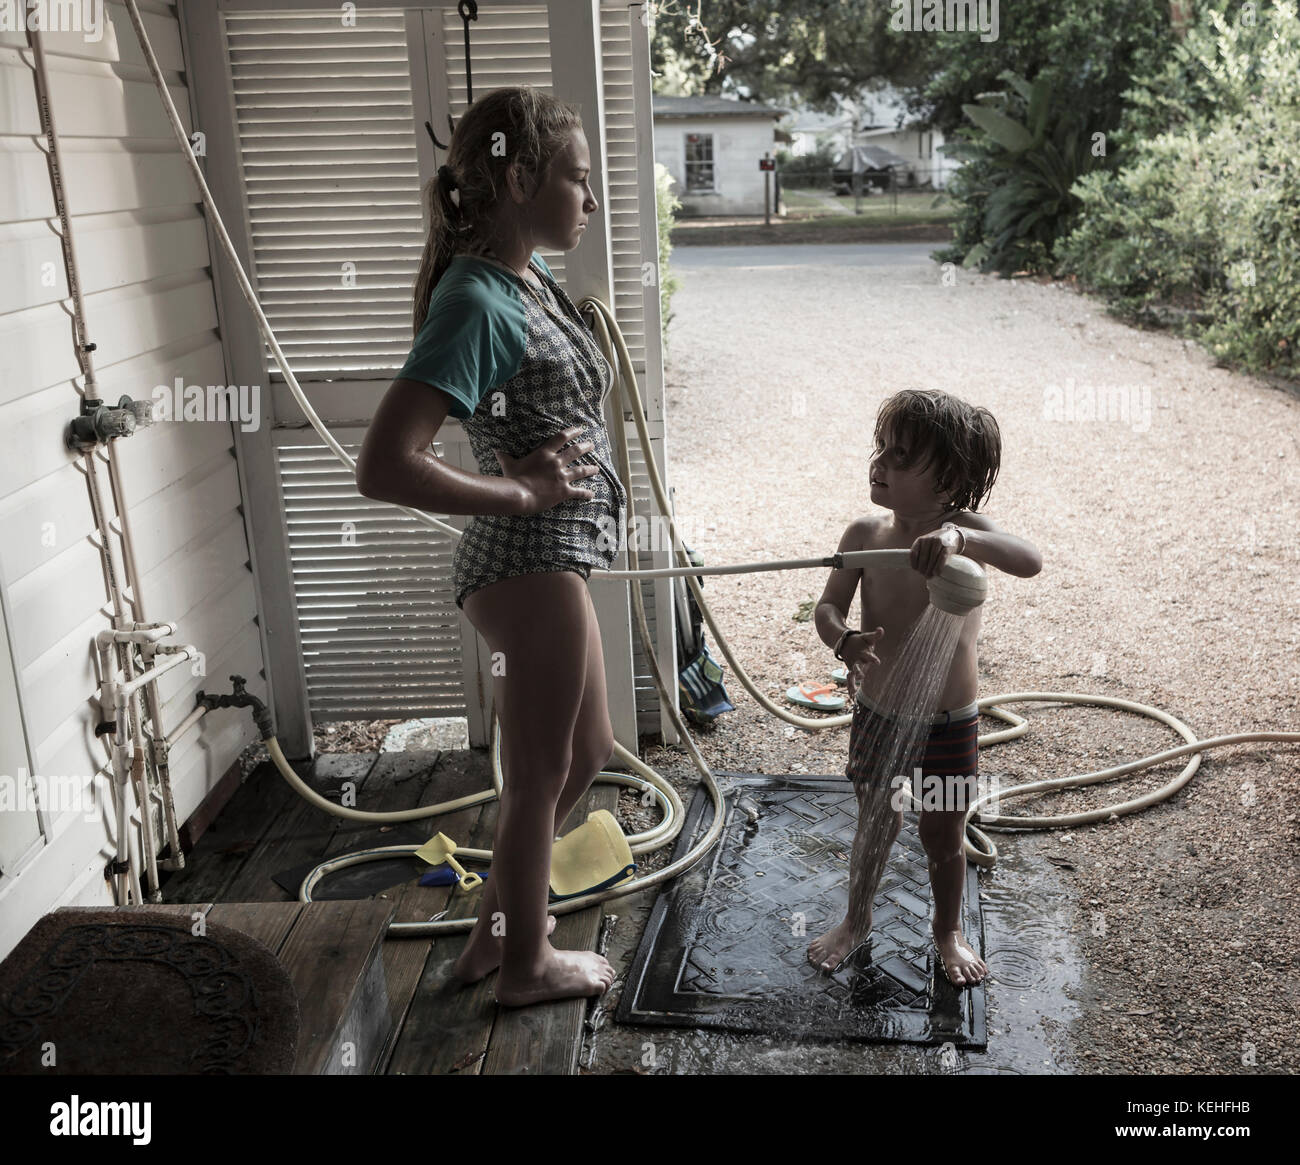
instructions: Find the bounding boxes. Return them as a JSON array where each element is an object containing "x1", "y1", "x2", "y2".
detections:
[{"x1": 846, "y1": 606, "x2": 969, "y2": 950}]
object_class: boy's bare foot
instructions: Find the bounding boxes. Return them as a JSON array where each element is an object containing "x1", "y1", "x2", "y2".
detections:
[
  {"x1": 808, "y1": 917, "x2": 860, "y2": 973},
  {"x1": 451, "y1": 915, "x2": 557, "y2": 984},
  {"x1": 933, "y1": 927, "x2": 987, "y2": 987},
  {"x1": 494, "y1": 947, "x2": 615, "y2": 1006}
]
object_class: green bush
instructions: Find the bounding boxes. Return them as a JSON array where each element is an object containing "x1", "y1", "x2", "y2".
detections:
[
  {"x1": 775, "y1": 143, "x2": 839, "y2": 189},
  {"x1": 1059, "y1": 2, "x2": 1300, "y2": 375},
  {"x1": 654, "y1": 160, "x2": 684, "y2": 360},
  {"x1": 1058, "y1": 141, "x2": 1213, "y2": 312},
  {"x1": 936, "y1": 71, "x2": 1107, "y2": 275},
  {"x1": 914, "y1": 0, "x2": 1170, "y2": 272}
]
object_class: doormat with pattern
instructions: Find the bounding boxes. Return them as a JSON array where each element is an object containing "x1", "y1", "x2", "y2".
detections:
[
  {"x1": 0, "y1": 910, "x2": 300, "y2": 1074},
  {"x1": 615, "y1": 774, "x2": 987, "y2": 1047}
]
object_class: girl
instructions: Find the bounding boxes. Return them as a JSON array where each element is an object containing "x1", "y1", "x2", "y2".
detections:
[{"x1": 356, "y1": 86, "x2": 625, "y2": 1005}]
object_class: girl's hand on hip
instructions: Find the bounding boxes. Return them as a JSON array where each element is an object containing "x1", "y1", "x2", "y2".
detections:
[{"x1": 495, "y1": 426, "x2": 599, "y2": 514}]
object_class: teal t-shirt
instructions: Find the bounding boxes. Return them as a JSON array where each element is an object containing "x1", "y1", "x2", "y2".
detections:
[{"x1": 395, "y1": 252, "x2": 554, "y2": 419}]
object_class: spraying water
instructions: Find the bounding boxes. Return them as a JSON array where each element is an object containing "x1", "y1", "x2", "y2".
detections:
[{"x1": 844, "y1": 604, "x2": 970, "y2": 957}]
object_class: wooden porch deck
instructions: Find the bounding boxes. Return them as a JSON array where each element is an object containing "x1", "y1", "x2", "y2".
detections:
[{"x1": 155, "y1": 746, "x2": 616, "y2": 1074}]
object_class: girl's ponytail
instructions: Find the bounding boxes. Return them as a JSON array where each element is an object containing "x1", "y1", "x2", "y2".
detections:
[{"x1": 410, "y1": 85, "x2": 582, "y2": 337}]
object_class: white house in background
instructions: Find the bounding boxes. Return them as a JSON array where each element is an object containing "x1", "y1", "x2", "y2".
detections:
[
  {"x1": 780, "y1": 85, "x2": 961, "y2": 190},
  {"x1": 783, "y1": 108, "x2": 854, "y2": 157},
  {"x1": 850, "y1": 84, "x2": 959, "y2": 190},
  {"x1": 652, "y1": 95, "x2": 788, "y2": 216}
]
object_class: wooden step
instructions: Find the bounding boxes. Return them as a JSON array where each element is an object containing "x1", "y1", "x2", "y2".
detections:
[
  {"x1": 110, "y1": 899, "x2": 395, "y2": 1074},
  {"x1": 149, "y1": 745, "x2": 611, "y2": 1073}
]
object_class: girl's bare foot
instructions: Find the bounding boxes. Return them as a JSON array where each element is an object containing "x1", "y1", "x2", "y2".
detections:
[
  {"x1": 808, "y1": 916, "x2": 860, "y2": 973},
  {"x1": 452, "y1": 915, "x2": 557, "y2": 984},
  {"x1": 495, "y1": 947, "x2": 615, "y2": 1006},
  {"x1": 934, "y1": 927, "x2": 987, "y2": 987}
]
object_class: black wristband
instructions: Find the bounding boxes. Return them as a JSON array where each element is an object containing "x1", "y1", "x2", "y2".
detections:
[{"x1": 833, "y1": 628, "x2": 860, "y2": 662}]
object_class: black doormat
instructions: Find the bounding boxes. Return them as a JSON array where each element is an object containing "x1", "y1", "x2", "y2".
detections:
[
  {"x1": 0, "y1": 911, "x2": 299, "y2": 1073},
  {"x1": 616, "y1": 774, "x2": 987, "y2": 1048}
]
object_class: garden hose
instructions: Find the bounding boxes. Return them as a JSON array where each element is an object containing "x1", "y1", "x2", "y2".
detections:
[{"x1": 114, "y1": 0, "x2": 1300, "y2": 937}]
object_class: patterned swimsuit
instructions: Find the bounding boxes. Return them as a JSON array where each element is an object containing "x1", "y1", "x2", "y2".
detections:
[{"x1": 395, "y1": 251, "x2": 628, "y2": 607}]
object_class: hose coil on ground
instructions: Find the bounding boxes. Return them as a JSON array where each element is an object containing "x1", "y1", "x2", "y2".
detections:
[{"x1": 112, "y1": 0, "x2": 1300, "y2": 935}]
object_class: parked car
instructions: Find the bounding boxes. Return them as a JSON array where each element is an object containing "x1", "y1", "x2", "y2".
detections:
[{"x1": 830, "y1": 145, "x2": 910, "y2": 194}]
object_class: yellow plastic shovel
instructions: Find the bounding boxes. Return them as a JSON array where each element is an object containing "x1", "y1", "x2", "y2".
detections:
[{"x1": 414, "y1": 831, "x2": 483, "y2": 891}]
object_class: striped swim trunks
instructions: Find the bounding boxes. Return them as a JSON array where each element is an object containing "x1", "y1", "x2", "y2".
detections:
[{"x1": 846, "y1": 691, "x2": 980, "y2": 796}]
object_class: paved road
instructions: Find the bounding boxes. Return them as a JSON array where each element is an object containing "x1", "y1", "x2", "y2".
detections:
[{"x1": 669, "y1": 242, "x2": 941, "y2": 269}]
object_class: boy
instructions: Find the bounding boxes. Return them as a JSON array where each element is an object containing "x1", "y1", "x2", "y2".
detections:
[{"x1": 808, "y1": 389, "x2": 1042, "y2": 987}]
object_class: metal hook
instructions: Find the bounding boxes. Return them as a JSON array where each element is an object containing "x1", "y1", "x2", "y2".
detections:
[
  {"x1": 458, "y1": 0, "x2": 478, "y2": 105},
  {"x1": 428, "y1": 2, "x2": 477, "y2": 151}
]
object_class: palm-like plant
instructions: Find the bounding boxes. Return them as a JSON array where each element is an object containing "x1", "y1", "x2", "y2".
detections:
[{"x1": 954, "y1": 70, "x2": 1108, "y2": 273}]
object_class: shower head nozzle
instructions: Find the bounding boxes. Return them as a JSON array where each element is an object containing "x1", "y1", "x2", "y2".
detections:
[{"x1": 927, "y1": 554, "x2": 987, "y2": 616}]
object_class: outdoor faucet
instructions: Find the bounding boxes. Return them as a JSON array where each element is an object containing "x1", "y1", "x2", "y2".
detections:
[{"x1": 197, "y1": 674, "x2": 274, "y2": 740}]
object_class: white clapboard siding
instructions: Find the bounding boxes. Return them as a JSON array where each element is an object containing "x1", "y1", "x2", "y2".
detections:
[
  {"x1": 0, "y1": 132, "x2": 204, "y2": 224},
  {"x1": 0, "y1": 208, "x2": 212, "y2": 319},
  {"x1": 33, "y1": 619, "x2": 266, "y2": 830},
  {"x1": 0, "y1": 1, "x2": 181, "y2": 68},
  {"x1": 0, "y1": 1, "x2": 267, "y2": 961},
  {"x1": 275, "y1": 436, "x2": 465, "y2": 717},
  {"x1": 119, "y1": 454, "x2": 242, "y2": 568},
  {"x1": 222, "y1": 9, "x2": 428, "y2": 378},
  {"x1": 0, "y1": 554, "x2": 41, "y2": 884},
  {"x1": 17, "y1": 508, "x2": 257, "y2": 760}
]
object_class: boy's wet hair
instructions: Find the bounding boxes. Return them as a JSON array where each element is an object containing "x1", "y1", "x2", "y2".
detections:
[
  {"x1": 412, "y1": 85, "x2": 583, "y2": 336},
  {"x1": 873, "y1": 389, "x2": 1001, "y2": 512}
]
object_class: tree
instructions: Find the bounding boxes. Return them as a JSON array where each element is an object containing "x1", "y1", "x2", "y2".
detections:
[
  {"x1": 649, "y1": 0, "x2": 1170, "y2": 138},
  {"x1": 649, "y1": 1, "x2": 930, "y2": 113}
]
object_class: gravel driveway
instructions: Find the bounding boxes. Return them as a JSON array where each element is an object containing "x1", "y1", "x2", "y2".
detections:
[{"x1": 639, "y1": 243, "x2": 1300, "y2": 1074}]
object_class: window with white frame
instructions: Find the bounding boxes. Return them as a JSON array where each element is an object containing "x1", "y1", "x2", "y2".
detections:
[{"x1": 684, "y1": 132, "x2": 715, "y2": 192}]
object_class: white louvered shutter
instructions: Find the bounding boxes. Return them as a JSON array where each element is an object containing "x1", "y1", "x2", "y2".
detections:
[
  {"x1": 275, "y1": 436, "x2": 465, "y2": 717},
  {"x1": 218, "y1": 3, "x2": 671, "y2": 732},
  {"x1": 224, "y1": 8, "x2": 425, "y2": 379},
  {"x1": 600, "y1": 0, "x2": 659, "y2": 423},
  {"x1": 224, "y1": 9, "x2": 464, "y2": 719}
]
